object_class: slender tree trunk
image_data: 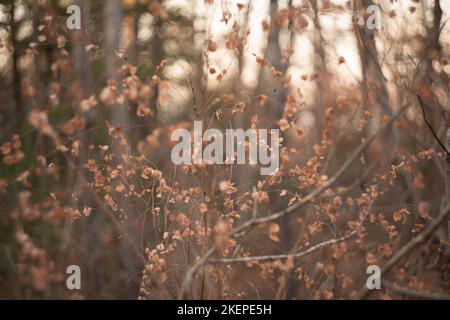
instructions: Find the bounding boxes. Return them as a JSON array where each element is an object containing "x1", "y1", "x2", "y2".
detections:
[
  {"x1": 103, "y1": 0, "x2": 139, "y2": 298},
  {"x1": 0, "y1": 3, "x2": 23, "y2": 140},
  {"x1": 266, "y1": 0, "x2": 295, "y2": 299},
  {"x1": 445, "y1": 129, "x2": 450, "y2": 249}
]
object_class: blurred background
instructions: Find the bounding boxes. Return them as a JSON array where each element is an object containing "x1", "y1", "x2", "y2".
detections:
[{"x1": 0, "y1": 0, "x2": 449, "y2": 299}]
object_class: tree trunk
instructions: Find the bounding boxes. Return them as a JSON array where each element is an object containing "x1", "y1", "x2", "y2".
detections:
[{"x1": 103, "y1": 0, "x2": 139, "y2": 298}]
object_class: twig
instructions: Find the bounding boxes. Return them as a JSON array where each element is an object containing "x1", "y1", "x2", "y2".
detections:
[
  {"x1": 382, "y1": 280, "x2": 450, "y2": 300},
  {"x1": 210, "y1": 226, "x2": 360, "y2": 264},
  {"x1": 274, "y1": 162, "x2": 379, "y2": 299},
  {"x1": 320, "y1": 161, "x2": 378, "y2": 200},
  {"x1": 188, "y1": 76, "x2": 200, "y2": 119},
  {"x1": 417, "y1": 95, "x2": 450, "y2": 155},
  {"x1": 178, "y1": 105, "x2": 408, "y2": 299},
  {"x1": 231, "y1": 103, "x2": 409, "y2": 238},
  {"x1": 210, "y1": 204, "x2": 370, "y2": 264},
  {"x1": 355, "y1": 200, "x2": 450, "y2": 299},
  {"x1": 179, "y1": 246, "x2": 216, "y2": 299},
  {"x1": 252, "y1": 186, "x2": 258, "y2": 219}
]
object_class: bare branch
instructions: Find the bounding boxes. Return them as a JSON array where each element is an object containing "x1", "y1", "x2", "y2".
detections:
[
  {"x1": 179, "y1": 246, "x2": 216, "y2": 299},
  {"x1": 210, "y1": 225, "x2": 361, "y2": 264},
  {"x1": 417, "y1": 95, "x2": 450, "y2": 155},
  {"x1": 321, "y1": 161, "x2": 379, "y2": 200},
  {"x1": 210, "y1": 203, "x2": 370, "y2": 264},
  {"x1": 382, "y1": 280, "x2": 450, "y2": 300},
  {"x1": 231, "y1": 103, "x2": 410, "y2": 238},
  {"x1": 355, "y1": 201, "x2": 450, "y2": 299},
  {"x1": 179, "y1": 105, "x2": 408, "y2": 299}
]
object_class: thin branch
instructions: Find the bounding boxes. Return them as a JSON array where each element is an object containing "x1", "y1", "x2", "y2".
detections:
[
  {"x1": 321, "y1": 161, "x2": 379, "y2": 200},
  {"x1": 417, "y1": 95, "x2": 450, "y2": 155},
  {"x1": 45, "y1": 131, "x2": 146, "y2": 264},
  {"x1": 178, "y1": 105, "x2": 409, "y2": 299},
  {"x1": 188, "y1": 76, "x2": 200, "y2": 119},
  {"x1": 210, "y1": 223, "x2": 363, "y2": 264},
  {"x1": 179, "y1": 246, "x2": 216, "y2": 299},
  {"x1": 355, "y1": 200, "x2": 450, "y2": 299},
  {"x1": 210, "y1": 205, "x2": 370, "y2": 264},
  {"x1": 382, "y1": 280, "x2": 450, "y2": 300},
  {"x1": 231, "y1": 103, "x2": 410, "y2": 238},
  {"x1": 252, "y1": 186, "x2": 258, "y2": 219}
]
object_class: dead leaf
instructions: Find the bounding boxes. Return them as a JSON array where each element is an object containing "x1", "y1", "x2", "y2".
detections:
[{"x1": 269, "y1": 223, "x2": 280, "y2": 242}]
